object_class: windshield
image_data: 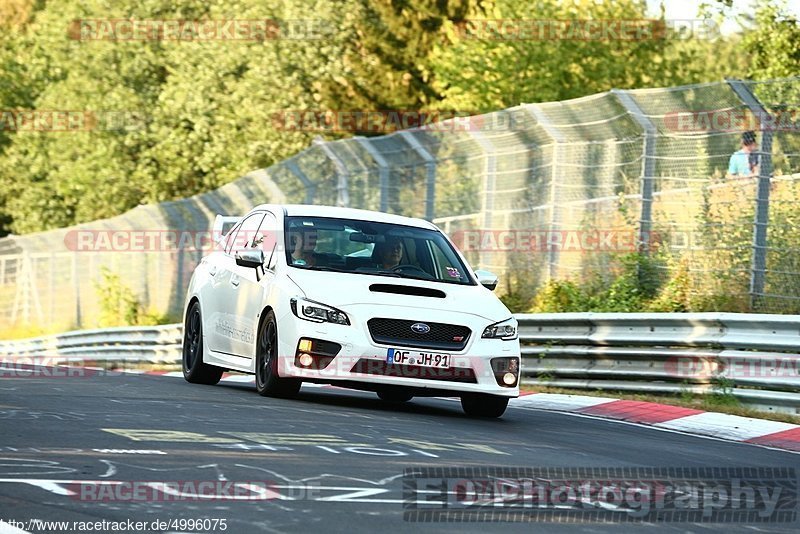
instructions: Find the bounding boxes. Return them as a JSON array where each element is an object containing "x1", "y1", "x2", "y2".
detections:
[{"x1": 283, "y1": 216, "x2": 474, "y2": 285}]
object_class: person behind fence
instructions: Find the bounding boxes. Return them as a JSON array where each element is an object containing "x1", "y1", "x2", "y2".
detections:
[
  {"x1": 727, "y1": 130, "x2": 759, "y2": 178},
  {"x1": 371, "y1": 236, "x2": 404, "y2": 269}
]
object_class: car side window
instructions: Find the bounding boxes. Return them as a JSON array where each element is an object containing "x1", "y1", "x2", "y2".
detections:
[
  {"x1": 254, "y1": 212, "x2": 279, "y2": 269},
  {"x1": 223, "y1": 223, "x2": 241, "y2": 255},
  {"x1": 227, "y1": 212, "x2": 265, "y2": 256}
]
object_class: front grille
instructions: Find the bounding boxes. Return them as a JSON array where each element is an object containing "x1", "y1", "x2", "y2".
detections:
[
  {"x1": 367, "y1": 318, "x2": 471, "y2": 351},
  {"x1": 350, "y1": 358, "x2": 477, "y2": 383}
]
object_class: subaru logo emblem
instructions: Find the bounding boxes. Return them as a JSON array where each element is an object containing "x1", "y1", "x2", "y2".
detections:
[{"x1": 411, "y1": 322, "x2": 430, "y2": 334}]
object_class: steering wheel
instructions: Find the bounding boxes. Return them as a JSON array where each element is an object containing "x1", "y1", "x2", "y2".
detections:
[{"x1": 391, "y1": 264, "x2": 433, "y2": 278}]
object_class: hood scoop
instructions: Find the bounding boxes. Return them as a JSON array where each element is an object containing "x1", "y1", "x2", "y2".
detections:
[{"x1": 369, "y1": 284, "x2": 446, "y2": 298}]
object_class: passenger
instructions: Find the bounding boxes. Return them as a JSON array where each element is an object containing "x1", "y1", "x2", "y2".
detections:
[{"x1": 372, "y1": 237, "x2": 404, "y2": 269}]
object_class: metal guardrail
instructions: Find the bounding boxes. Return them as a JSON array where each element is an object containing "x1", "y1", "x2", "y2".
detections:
[
  {"x1": 517, "y1": 313, "x2": 800, "y2": 414},
  {"x1": 0, "y1": 313, "x2": 798, "y2": 413},
  {"x1": 0, "y1": 324, "x2": 182, "y2": 363}
]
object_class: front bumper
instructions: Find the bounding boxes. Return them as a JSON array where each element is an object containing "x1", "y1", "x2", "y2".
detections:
[{"x1": 276, "y1": 306, "x2": 520, "y2": 397}]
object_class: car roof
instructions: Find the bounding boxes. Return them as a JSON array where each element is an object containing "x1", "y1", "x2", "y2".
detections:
[{"x1": 251, "y1": 204, "x2": 436, "y2": 230}]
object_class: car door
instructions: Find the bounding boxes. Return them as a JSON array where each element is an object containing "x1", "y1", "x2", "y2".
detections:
[
  {"x1": 207, "y1": 211, "x2": 265, "y2": 356},
  {"x1": 229, "y1": 211, "x2": 279, "y2": 358}
]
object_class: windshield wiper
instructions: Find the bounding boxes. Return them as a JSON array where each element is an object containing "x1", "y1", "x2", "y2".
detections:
[
  {"x1": 304, "y1": 266, "x2": 349, "y2": 273},
  {"x1": 368, "y1": 271, "x2": 403, "y2": 278},
  {"x1": 382, "y1": 273, "x2": 434, "y2": 282}
]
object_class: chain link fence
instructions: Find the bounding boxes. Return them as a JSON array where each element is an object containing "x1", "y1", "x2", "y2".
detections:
[{"x1": 2, "y1": 77, "x2": 800, "y2": 332}]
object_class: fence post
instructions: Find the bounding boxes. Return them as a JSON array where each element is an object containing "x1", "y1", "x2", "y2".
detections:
[
  {"x1": 465, "y1": 129, "x2": 496, "y2": 269},
  {"x1": 355, "y1": 137, "x2": 390, "y2": 212},
  {"x1": 314, "y1": 138, "x2": 350, "y2": 208},
  {"x1": 612, "y1": 89, "x2": 656, "y2": 254},
  {"x1": 727, "y1": 80, "x2": 774, "y2": 311},
  {"x1": 398, "y1": 131, "x2": 436, "y2": 221},
  {"x1": 525, "y1": 104, "x2": 564, "y2": 280},
  {"x1": 286, "y1": 160, "x2": 317, "y2": 204}
]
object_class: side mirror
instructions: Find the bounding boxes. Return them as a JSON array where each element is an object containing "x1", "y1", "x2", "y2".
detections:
[
  {"x1": 235, "y1": 249, "x2": 265, "y2": 269},
  {"x1": 474, "y1": 269, "x2": 498, "y2": 291}
]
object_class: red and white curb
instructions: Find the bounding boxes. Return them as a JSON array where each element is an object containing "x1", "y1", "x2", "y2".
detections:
[
  {"x1": 118, "y1": 370, "x2": 800, "y2": 454},
  {"x1": 514, "y1": 393, "x2": 800, "y2": 453}
]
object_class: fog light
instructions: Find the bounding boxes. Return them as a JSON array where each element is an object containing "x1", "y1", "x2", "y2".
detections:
[
  {"x1": 298, "y1": 353, "x2": 314, "y2": 367},
  {"x1": 298, "y1": 339, "x2": 313, "y2": 352},
  {"x1": 502, "y1": 372, "x2": 516, "y2": 386}
]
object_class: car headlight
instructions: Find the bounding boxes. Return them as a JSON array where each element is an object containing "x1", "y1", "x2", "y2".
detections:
[
  {"x1": 290, "y1": 297, "x2": 350, "y2": 325},
  {"x1": 481, "y1": 318, "x2": 517, "y2": 340}
]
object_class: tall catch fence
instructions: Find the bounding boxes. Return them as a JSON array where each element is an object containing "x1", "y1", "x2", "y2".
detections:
[{"x1": 1, "y1": 77, "x2": 800, "y2": 332}]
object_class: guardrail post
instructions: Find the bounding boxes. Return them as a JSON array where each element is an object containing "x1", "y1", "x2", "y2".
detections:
[
  {"x1": 314, "y1": 137, "x2": 350, "y2": 207},
  {"x1": 465, "y1": 128, "x2": 496, "y2": 269},
  {"x1": 524, "y1": 105, "x2": 565, "y2": 280},
  {"x1": 398, "y1": 131, "x2": 436, "y2": 221},
  {"x1": 727, "y1": 80, "x2": 774, "y2": 311},
  {"x1": 286, "y1": 160, "x2": 317, "y2": 204},
  {"x1": 612, "y1": 89, "x2": 656, "y2": 254},
  {"x1": 355, "y1": 137, "x2": 390, "y2": 212}
]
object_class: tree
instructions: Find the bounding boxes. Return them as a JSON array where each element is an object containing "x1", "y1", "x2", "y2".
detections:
[
  {"x1": 315, "y1": 0, "x2": 485, "y2": 117},
  {"x1": 428, "y1": 0, "x2": 737, "y2": 112},
  {"x1": 742, "y1": 0, "x2": 800, "y2": 79}
]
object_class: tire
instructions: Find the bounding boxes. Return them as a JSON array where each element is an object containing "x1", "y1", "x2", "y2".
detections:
[
  {"x1": 377, "y1": 389, "x2": 414, "y2": 403},
  {"x1": 182, "y1": 302, "x2": 223, "y2": 385},
  {"x1": 255, "y1": 310, "x2": 301, "y2": 398},
  {"x1": 461, "y1": 394, "x2": 509, "y2": 418}
]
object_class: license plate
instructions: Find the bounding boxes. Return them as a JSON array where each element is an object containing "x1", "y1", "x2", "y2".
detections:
[{"x1": 386, "y1": 348, "x2": 451, "y2": 368}]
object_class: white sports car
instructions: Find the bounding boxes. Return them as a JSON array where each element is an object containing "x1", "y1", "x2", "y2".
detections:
[{"x1": 182, "y1": 204, "x2": 520, "y2": 417}]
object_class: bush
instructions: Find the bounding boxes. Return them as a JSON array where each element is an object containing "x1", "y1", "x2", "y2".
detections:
[
  {"x1": 526, "y1": 253, "x2": 684, "y2": 313},
  {"x1": 94, "y1": 267, "x2": 170, "y2": 327},
  {"x1": 530, "y1": 280, "x2": 588, "y2": 313}
]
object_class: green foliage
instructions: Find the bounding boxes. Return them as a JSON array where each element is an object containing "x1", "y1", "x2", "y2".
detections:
[
  {"x1": 0, "y1": 0, "x2": 755, "y2": 236},
  {"x1": 316, "y1": 0, "x2": 477, "y2": 114},
  {"x1": 428, "y1": 0, "x2": 739, "y2": 113},
  {"x1": 647, "y1": 257, "x2": 692, "y2": 312},
  {"x1": 742, "y1": 0, "x2": 800, "y2": 80},
  {"x1": 524, "y1": 252, "x2": 708, "y2": 313},
  {"x1": 529, "y1": 280, "x2": 587, "y2": 313},
  {"x1": 498, "y1": 285, "x2": 533, "y2": 313},
  {"x1": 94, "y1": 266, "x2": 171, "y2": 327},
  {"x1": 95, "y1": 267, "x2": 143, "y2": 327},
  {"x1": 536, "y1": 254, "x2": 661, "y2": 313},
  {"x1": 707, "y1": 375, "x2": 740, "y2": 408}
]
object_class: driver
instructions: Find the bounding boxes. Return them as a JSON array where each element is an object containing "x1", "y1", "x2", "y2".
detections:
[
  {"x1": 372, "y1": 236, "x2": 403, "y2": 269},
  {"x1": 288, "y1": 227, "x2": 319, "y2": 266}
]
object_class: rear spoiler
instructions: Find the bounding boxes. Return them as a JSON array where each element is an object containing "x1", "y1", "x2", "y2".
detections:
[{"x1": 212, "y1": 214, "x2": 240, "y2": 245}]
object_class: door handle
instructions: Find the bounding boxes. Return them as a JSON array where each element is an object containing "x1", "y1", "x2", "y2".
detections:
[{"x1": 230, "y1": 275, "x2": 240, "y2": 287}]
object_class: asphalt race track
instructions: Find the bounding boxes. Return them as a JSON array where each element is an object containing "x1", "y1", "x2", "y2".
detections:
[{"x1": 0, "y1": 368, "x2": 797, "y2": 533}]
